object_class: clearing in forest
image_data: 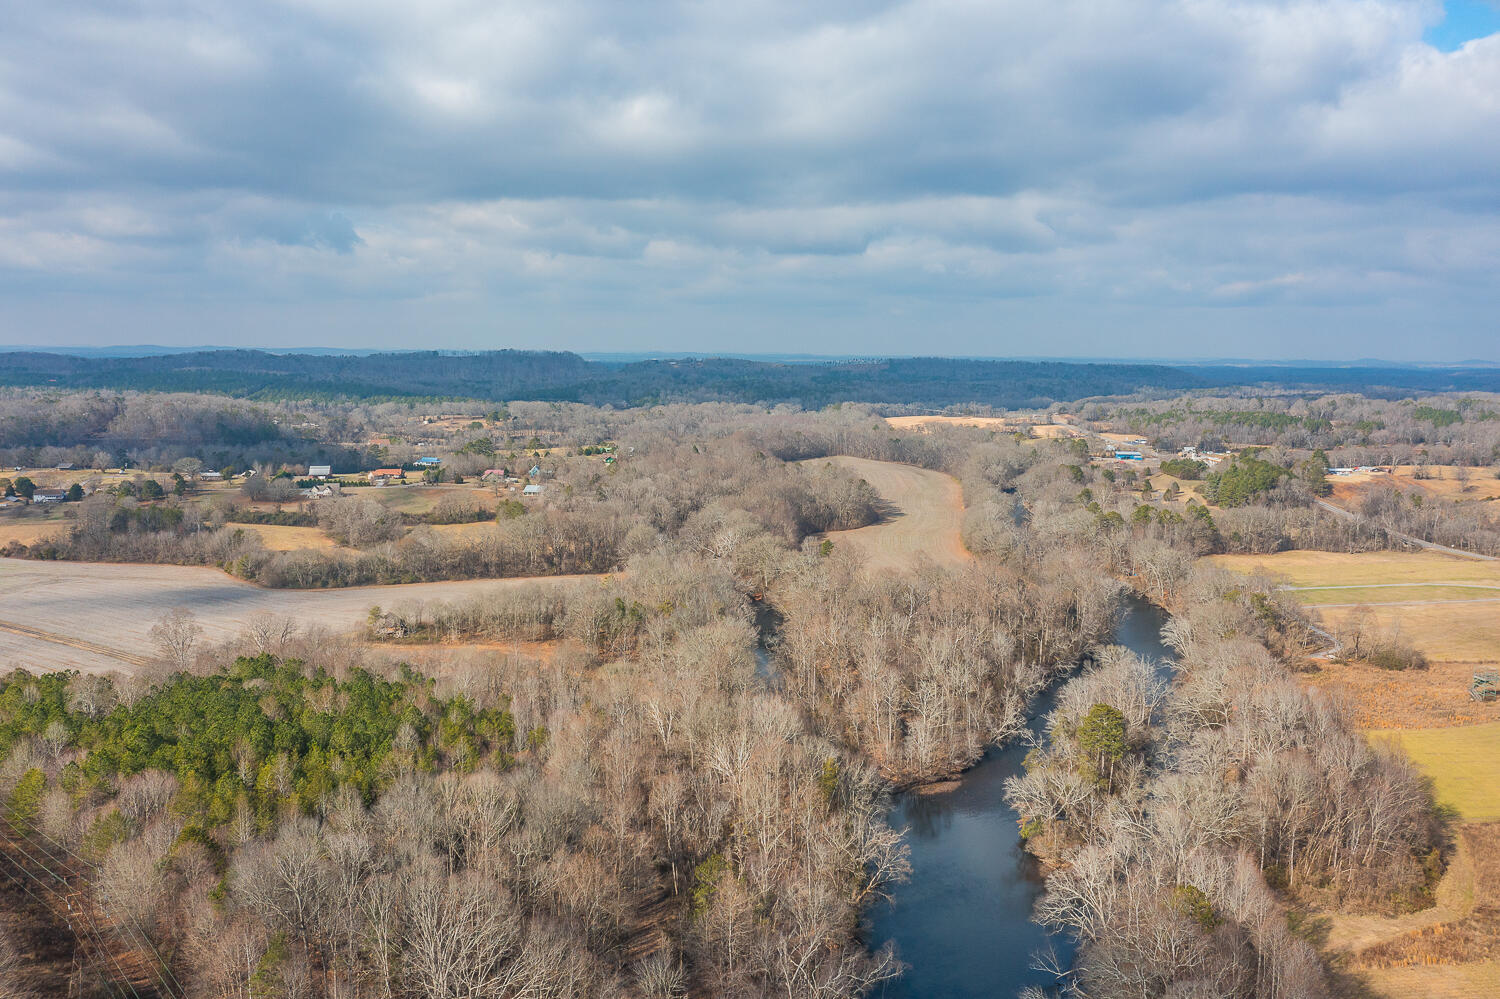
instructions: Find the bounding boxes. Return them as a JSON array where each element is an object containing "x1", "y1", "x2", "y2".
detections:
[
  {"x1": 885, "y1": 415, "x2": 1014, "y2": 430},
  {"x1": 237, "y1": 524, "x2": 339, "y2": 551},
  {"x1": 805, "y1": 457, "x2": 970, "y2": 573},
  {"x1": 0, "y1": 557, "x2": 597, "y2": 674}
]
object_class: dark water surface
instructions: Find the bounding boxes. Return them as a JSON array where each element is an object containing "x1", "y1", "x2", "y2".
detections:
[{"x1": 869, "y1": 594, "x2": 1172, "y2": 997}]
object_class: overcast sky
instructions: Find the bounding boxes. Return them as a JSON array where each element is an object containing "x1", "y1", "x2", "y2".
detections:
[{"x1": 1, "y1": 0, "x2": 1497, "y2": 360}]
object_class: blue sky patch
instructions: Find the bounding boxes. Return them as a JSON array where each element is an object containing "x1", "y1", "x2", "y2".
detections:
[{"x1": 1426, "y1": 0, "x2": 1500, "y2": 51}]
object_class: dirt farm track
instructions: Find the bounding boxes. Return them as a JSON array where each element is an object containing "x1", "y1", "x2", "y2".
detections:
[{"x1": 0, "y1": 558, "x2": 596, "y2": 674}]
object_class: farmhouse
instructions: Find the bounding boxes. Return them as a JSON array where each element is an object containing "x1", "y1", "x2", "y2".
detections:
[
  {"x1": 308, "y1": 464, "x2": 332, "y2": 478},
  {"x1": 31, "y1": 488, "x2": 67, "y2": 503},
  {"x1": 415, "y1": 457, "x2": 442, "y2": 467},
  {"x1": 369, "y1": 468, "x2": 405, "y2": 484},
  {"x1": 480, "y1": 468, "x2": 508, "y2": 480},
  {"x1": 522, "y1": 484, "x2": 543, "y2": 497},
  {"x1": 200, "y1": 470, "x2": 223, "y2": 481}
]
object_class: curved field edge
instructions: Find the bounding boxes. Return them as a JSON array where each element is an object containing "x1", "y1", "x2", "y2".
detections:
[{"x1": 801, "y1": 457, "x2": 970, "y2": 573}]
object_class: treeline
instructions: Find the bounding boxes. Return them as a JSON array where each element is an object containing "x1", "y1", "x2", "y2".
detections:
[
  {"x1": 1088, "y1": 392, "x2": 1500, "y2": 454},
  {"x1": 1005, "y1": 568, "x2": 1439, "y2": 998}
]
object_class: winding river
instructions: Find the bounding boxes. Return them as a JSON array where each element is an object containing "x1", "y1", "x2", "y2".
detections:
[{"x1": 870, "y1": 594, "x2": 1174, "y2": 997}]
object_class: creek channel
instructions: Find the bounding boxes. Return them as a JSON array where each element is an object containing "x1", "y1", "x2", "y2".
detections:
[{"x1": 868, "y1": 593, "x2": 1174, "y2": 997}]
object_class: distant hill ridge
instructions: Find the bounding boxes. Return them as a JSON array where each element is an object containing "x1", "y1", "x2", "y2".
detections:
[{"x1": 1, "y1": 348, "x2": 1497, "y2": 405}]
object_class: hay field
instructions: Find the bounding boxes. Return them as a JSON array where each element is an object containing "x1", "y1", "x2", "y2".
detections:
[
  {"x1": 1330, "y1": 465, "x2": 1500, "y2": 505},
  {"x1": 0, "y1": 558, "x2": 598, "y2": 674},
  {"x1": 1321, "y1": 824, "x2": 1500, "y2": 999},
  {"x1": 1208, "y1": 550, "x2": 1500, "y2": 587},
  {"x1": 805, "y1": 457, "x2": 970, "y2": 574},
  {"x1": 1295, "y1": 584, "x2": 1500, "y2": 606},
  {"x1": 1316, "y1": 602, "x2": 1500, "y2": 664},
  {"x1": 238, "y1": 525, "x2": 338, "y2": 551},
  {"x1": 0, "y1": 519, "x2": 69, "y2": 547},
  {"x1": 1371, "y1": 724, "x2": 1500, "y2": 822},
  {"x1": 1213, "y1": 550, "x2": 1500, "y2": 724},
  {"x1": 885, "y1": 415, "x2": 1012, "y2": 430}
]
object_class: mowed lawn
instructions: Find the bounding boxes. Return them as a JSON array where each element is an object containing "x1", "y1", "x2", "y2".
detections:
[
  {"x1": 1370, "y1": 723, "x2": 1500, "y2": 822},
  {"x1": 1294, "y1": 584, "x2": 1500, "y2": 606}
]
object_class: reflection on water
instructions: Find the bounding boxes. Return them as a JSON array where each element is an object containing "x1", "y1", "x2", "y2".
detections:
[{"x1": 870, "y1": 594, "x2": 1172, "y2": 998}]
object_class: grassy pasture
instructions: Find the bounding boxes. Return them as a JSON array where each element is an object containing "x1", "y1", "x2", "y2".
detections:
[
  {"x1": 0, "y1": 518, "x2": 69, "y2": 547},
  {"x1": 1208, "y1": 550, "x2": 1500, "y2": 588},
  {"x1": 239, "y1": 524, "x2": 338, "y2": 551},
  {"x1": 884, "y1": 415, "x2": 1013, "y2": 430},
  {"x1": 0, "y1": 557, "x2": 600, "y2": 674},
  {"x1": 1294, "y1": 584, "x2": 1500, "y2": 606},
  {"x1": 1317, "y1": 602, "x2": 1500, "y2": 665},
  {"x1": 1371, "y1": 723, "x2": 1500, "y2": 823}
]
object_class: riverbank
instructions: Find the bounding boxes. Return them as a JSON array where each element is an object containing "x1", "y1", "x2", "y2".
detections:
[{"x1": 869, "y1": 594, "x2": 1173, "y2": 997}]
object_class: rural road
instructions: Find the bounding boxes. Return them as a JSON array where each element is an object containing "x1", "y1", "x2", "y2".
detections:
[
  {"x1": 805, "y1": 457, "x2": 969, "y2": 574},
  {"x1": 0, "y1": 558, "x2": 597, "y2": 674},
  {"x1": 1315, "y1": 499, "x2": 1497, "y2": 562}
]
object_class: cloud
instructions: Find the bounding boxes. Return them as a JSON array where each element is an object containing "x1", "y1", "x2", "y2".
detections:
[{"x1": 0, "y1": 0, "x2": 1495, "y2": 358}]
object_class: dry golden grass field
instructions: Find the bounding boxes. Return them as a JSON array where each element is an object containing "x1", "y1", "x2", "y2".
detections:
[
  {"x1": 1215, "y1": 548, "x2": 1500, "y2": 996},
  {"x1": 0, "y1": 558, "x2": 599, "y2": 674},
  {"x1": 1211, "y1": 550, "x2": 1500, "y2": 726},
  {"x1": 884, "y1": 415, "x2": 1014, "y2": 430},
  {"x1": 1329, "y1": 465, "x2": 1500, "y2": 508},
  {"x1": 238, "y1": 524, "x2": 339, "y2": 551},
  {"x1": 1320, "y1": 823, "x2": 1500, "y2": 999},
  {"x1": 1209, "y1": 550, "x2": 1500, "y2": 588},
  {"x1": 0, "y1": 518, "x2": 69, "y2": 547},
  {"x1": 803, "y1": 457, "x2": 970, "y2": 574}
]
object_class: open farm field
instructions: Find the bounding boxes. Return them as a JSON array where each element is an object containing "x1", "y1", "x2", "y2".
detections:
[
  {"x1": 360, "y1": 483, "x2": 487, "y2": 514},
  {"x1": 1317, "y1": 602, "x2": 1500, "y2": 664},
  {"x1": 1301, "y1": 657, "x2": 1500, "y2": 728},
  {"x1": 1208, "y1": 550, "x2": 1500, "y2": 587},
  {"x1": 804, "y1": 457, "x2": 969, "y2": 574},
  {"x1": 0, "y1": 518, "x2": 69, "y2": 546},
  {"x1": 885, "y1": 415, "x2": 1012, "y2": 430},
  {"x1": 1215, "y1": 549, "x2": 1500, "y2": 727},
  {"x1": 0, "y1": 558, "x2": 599, "y2": 674},
  {"x1": 1294, "y1": 584, "x2": 1500, "y2": 605},
  {"x1": 1371, "y1": 724, "x2": 1500, "y2": 822},
  {"x1": 238, "y1": 524, "x2": 339, "y2": 551},
  {"x1": 1330, "y1": 465, "x2": 1500, "y2": 507}
]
